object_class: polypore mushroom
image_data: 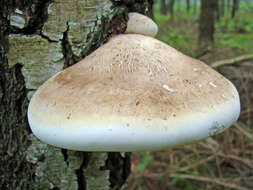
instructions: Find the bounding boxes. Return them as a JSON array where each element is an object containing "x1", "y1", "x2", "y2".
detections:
[
  {"x1": 125, "y1": 12, "x2": 158, "y2": 37},
  {"x1": 28, "y1": 33, "x2": 240, "y2": 152}
]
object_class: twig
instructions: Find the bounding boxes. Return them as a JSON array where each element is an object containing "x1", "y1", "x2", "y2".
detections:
[
  {"x1": 199, "y1": 139, "x2": 253, "y2": 169},
  {"x1": 179, "y1": 155, "x2": 216, "y2": 172},
  {"x1": 234, "y1": 122, "x2": 253, "y2": 142},
  {"x1": 169, "y1": 173, "x2": 251, "y2": 190},
  {"x1": 142, "y1": 172, "x2": 251, "y2": 190},
  {"x1": 240, "y1": 108, "x2": 253, "y2": 116},
  {"x1": 210, "y1": 54, "x2": 253, "y2": 68},
  {"x1": 216, "y1": 152, "x2": 253, "y2": 169},
  {"x1": 145, "y1": 179, "x2": 157, "y2": 189},
  {"x1": 127, "y1": 178, "x2": 137, "y2": 190}
]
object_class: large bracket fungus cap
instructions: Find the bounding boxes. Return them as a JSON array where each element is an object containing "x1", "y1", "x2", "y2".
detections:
[
  {"x1": 125, "y1": 12, "x2": 158, "y2": 37},
  {"x1": 28, "y1": 34, "x2": 240, "y2": 152}
]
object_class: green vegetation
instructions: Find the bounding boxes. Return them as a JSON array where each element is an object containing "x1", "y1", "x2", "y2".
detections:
[
  {"x1": 153, "y1": 0, "x2": 253, "y2": 60},
  {"x1": 137, "y1": 153, "x2": 153, "y2": 172},
  {"x1": 215, "y1": 2, "x2": 253, "y2": 52},
  {"x1": 154, "y1": 12, "x2": 197, "y2": 56},
  {"x1": 171, "y1": 175, "x2": 197, "y2": 190}
]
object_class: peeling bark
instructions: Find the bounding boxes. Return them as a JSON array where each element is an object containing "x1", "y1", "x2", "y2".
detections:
[{"x1": 0, "y1": 0, "x2": 152, "y2": 189}]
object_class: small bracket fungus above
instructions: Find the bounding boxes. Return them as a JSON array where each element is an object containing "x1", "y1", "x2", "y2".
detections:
[
  {"x1": 125, "y1": 12, "x2": 158, "y2": 37},
  {"x1": 28, "y1": 15, "x2": 240, "y2": 152}
]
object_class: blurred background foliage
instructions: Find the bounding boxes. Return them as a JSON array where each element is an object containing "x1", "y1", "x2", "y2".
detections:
[{"x1": 126, "y1": 0, "x2": 253, "y2": 190}]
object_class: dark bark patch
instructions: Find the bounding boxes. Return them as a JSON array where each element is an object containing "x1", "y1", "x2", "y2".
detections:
[
  {"x1": 106, "y1": 8, "x2": 128, "y2": 38},
  {"x1": 76, "y1": 152, "x2": 91, "y2": 190},
  {"x1": 103, "y1": 152, "x2": 131, "y2": 190},
  {"x1": 9, "y1": 0, "x2": 52, "y2": 35},
  {"x1": 0, "y1": 58, "x2": 34, "y2": 189},
  {"x1": 110, "y1": 0, "x2": 154, "y2": 17},
  {"x1": 0, "y1": 2, "x2": 35, "y2": 188},
  {"x1": 62, "y1": 22, "x2": 76, "y2": 68}
]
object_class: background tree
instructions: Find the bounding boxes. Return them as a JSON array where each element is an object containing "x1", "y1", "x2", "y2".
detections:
[
  {"x1": 0, "y1": 0, "x2": 152, "y2": 189},
  {"x1": 220, "y1": 0, "x2": 225, "y2": 17},
  {"x1": 231, "y1": 0, "x2": 240, "y2": 18},
  {"x1": 160, "y1": 0, "x2": 168, "y2": 15},
  {"x1": 177, "y1": 0, "x2": 181, "y2": 11},
  {"x1": 193, "y1": 0, "x2": 197, "y2": 15},
  {"x1": 227, "y1": 0, "x2": 231, "y2": 14},
  {"x1": 168, "y1": 0, "x2": 176, "y2": 21},
  {"x1": 216, "y1": 0, "x2": 220, "y2": 21},
  {"x1": 197, "y1": 0, "x2": 218, "y2": 57},
  {"x1": 186, "y1": 0, "x2": 190, "y2": 13}
]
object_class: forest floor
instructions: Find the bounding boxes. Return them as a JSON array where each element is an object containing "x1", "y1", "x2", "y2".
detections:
[{"x1": 126, "y1": 4, "x2": 253, "y2": 190}]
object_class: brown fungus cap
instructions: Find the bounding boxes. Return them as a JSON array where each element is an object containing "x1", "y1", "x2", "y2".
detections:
[{"x1": 28, "y1": 34, "x2": 240, "y2": 151}]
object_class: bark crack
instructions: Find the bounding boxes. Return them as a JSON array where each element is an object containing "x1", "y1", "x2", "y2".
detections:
[
  {"x1": 104, "y1": 153, "x2": 131, "y2": 190},
  {"x1": 76, "y1": 152, "x2": 90, "y2": 190},
  {"x1": 40, "y1": 32, "x2": 59, "y2": 42},
  {"x1": 62, "y1": 22, "x2": 77, "y2": 68}
]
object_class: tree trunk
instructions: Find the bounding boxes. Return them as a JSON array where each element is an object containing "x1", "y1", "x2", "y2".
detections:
[
  {"x1": 0, "y1": 0, "x2": 152, "y2": 189},
  {"x1": 186, "y1": 0, "x2": 190, "y2": 13},
  {"x1": 216, "y1": 0, "x2": 220, "y2": 21},
  {"x1": 193, "y1": 0, "x2": 197, "y2": 15},
  {"x1": 231, "y1": 0, "x2": 239, "y2": 18},
  {"x1": 160, "y1": 0, "x2": 168, "y2": 15},
  {"x1": 227, "y1": 0, "x2": 231, "y2": 15},
  {"x1": 197, "y1": 0, "x2": 217, "y2": 56},
  {"x1": 177, "y1": 0, "x2": 181, "y2": 11},
  {"x1": 220, "y1": 0, "x2": 225, "y2": 17},
  {"x1": 168, "y1": 0, "x2": 175, "y2": 21}
]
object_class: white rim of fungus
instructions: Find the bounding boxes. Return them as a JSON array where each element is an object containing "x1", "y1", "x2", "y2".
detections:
[{"x1": 28, "y1": 85, "x2": 240, "y2": 152}]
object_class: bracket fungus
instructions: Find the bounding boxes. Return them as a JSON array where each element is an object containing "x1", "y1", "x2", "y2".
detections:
[
  {"x1": 125, "y1": 12, "x2": 158, "y2": 37},
  {"x1": 28, "y1": 13, "x2": 240, "y2": 152}
]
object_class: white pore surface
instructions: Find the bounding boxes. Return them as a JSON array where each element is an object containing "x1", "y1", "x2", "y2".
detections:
[{"x1": 28, "y1": 89, "x2": 240, "y2": 152}]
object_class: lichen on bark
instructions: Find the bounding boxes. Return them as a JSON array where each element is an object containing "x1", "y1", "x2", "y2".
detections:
[
  {"x1": 7, "y1": 35, "x2": 64, "y2": 90},
  {"x1": 10, "y1": 9, "x2": 26, "y2": 29},
  {"x1": 26, "y1": 135, "x2": 80, "y2": 190},
  {"x1": 6, "y1": 0, "x2": 125, "y2": 93},
  {"x1": 26, "y1": 135, "x2": 113, "y2": 190},
  {"x1": 84, "y1": 153, "x2": 110, "y2": 190},
  {"x1": 42, "y1": 0, "x2": 115, "y2": 57}
]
